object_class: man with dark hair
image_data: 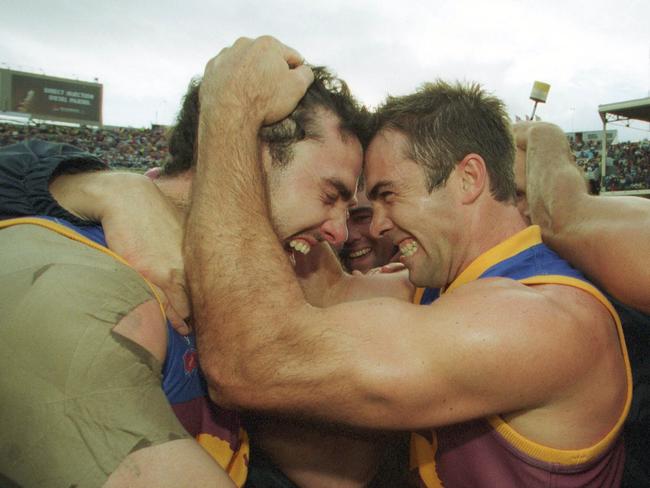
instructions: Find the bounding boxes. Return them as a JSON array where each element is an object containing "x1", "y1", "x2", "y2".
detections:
[
  {"x1": 0, "y1": 62, "x2": 413, "y2": 487},
  {"x1": 184, "y1": 37, "x2": 631, "y2": 487},
  {"x1": 341, "y1": 177, "x2": 399, "y2": 273}
]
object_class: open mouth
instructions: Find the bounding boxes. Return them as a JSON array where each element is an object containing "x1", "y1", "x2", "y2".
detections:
[
  {"x1": 398, "y1": 238, "x2": 418, "y2": 258},
  {"x1": 285, "y1": 235, "x2": 318, "y2": 258},
  {"x1": 347, "y1": 247, "x2": 372, "y2": 259},
  {"x1": 288, "y1": 238, "x2": 311, "y2": 255}
]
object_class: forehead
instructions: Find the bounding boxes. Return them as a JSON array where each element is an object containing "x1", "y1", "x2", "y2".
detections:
[
  {"x1": 292, "y1": 111, "x2": 363, "y2": 186},
  {"x1": 364, "y1": 129, "x2": 414, "y2": 189}
]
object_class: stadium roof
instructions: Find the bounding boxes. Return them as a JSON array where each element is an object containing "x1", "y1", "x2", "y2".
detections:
[{"x1": 599, "y1": 96, "x2": 650, "y2": 123}]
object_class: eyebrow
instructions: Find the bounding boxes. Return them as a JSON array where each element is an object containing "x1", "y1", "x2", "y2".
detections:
[
  {"x1": 368, "y1": 181, "x2": 394, "y2": 201},
  {"x1": 324, "y1": 177, "x2": 354, "y2": 202}
]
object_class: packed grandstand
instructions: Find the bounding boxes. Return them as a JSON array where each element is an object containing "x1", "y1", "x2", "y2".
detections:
[
  {"x1": 1, "y1": 119, "x2": 648, "y2": 193},
  {"x1": 0, "y1": 121, "x2": 168, "y2": 171}
]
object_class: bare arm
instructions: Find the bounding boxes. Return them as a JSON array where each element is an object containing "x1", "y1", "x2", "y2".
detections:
[
  {"x1": 183, "y1": 39, "x2": 624, "y2": 436},
  {"x1": 50, "y1": 171, "x2": 191, "y2": 332},
  {"x1": 519, "y1": 122, "x2": 650, "y2": 314}
]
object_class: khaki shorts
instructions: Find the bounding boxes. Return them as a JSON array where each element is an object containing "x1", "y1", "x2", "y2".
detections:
[{"x1": 0, "y1": 223, "x2": 189, "y2": 488}]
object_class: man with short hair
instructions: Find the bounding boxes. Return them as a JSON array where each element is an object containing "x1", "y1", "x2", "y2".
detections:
[
  {"x1": 185, "y1": 37, "x2": 631, "y2": 487},
  {"x1": 341, "y1": 178, "x2": 398, "y2": 274},
  {"x1": 0, "y1": 65, "x2": 411, "y2": 487}
]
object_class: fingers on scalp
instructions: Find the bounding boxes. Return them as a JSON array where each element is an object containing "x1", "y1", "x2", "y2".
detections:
[
  {"x1": 293, "y1": 64, "x2": 314, "y2": 88},
  {"x1": 253, "y1": 35, "x2": 305, "y2": 68},
  {"x1": 281, "y1": 43, "x2": 306, "y2": 68}
]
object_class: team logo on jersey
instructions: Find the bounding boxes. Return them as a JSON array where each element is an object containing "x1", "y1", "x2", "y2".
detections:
[{"x1": 183, "y1": 348, "x2": 198, "y2": 375}]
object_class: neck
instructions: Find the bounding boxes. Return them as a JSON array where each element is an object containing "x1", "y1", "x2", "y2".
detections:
[{"x1": 451, "y1": 201, "x2": 528, "y2": 286}]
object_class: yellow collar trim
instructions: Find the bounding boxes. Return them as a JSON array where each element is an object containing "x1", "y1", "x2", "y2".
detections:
[
  {"x1": 413, "y1": 287, "x2": 426, "y2": 305},
  {"x1": 445, "y1": 226, "x2": 542, "y2": 294}
]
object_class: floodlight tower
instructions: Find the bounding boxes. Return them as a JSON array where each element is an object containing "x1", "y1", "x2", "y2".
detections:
[{"x1": 529, "y1": 81, "x2": 551, "y2": 119}]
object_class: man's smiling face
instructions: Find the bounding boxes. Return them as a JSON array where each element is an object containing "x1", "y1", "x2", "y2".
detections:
[
  {"x1": 365, "y1": 129, "x2": 459, "y2": 288},
  {"x1": 342, "y1": 189, "x2": 398, "y2": 273}
]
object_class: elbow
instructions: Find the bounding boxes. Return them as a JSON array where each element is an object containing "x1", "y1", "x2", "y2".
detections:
[{"x1": 201, "y1": 360, "x2": 259, "y2": 410}]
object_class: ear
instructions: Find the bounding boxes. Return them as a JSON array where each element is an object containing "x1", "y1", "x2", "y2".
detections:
[{"x1": 456, "y1": 153, "x2": 487, "y2": 204}]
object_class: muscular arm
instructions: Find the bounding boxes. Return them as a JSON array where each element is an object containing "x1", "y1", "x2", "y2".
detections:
[
  {"x1": 185, "y1": 39, "x2": 619, "y2": 434},
  {"x1": 49, "y1": 171, "x2": 190, "y2": 330},
  {"x1": 523, "y1": 123, "x2": 650, "y2": 314}
]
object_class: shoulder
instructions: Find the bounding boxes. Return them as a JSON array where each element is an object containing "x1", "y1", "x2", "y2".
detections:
[{"x1": 439, "y1": 277, "x2": 617, "y2": 366}]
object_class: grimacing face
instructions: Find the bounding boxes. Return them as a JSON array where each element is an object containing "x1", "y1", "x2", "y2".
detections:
[
  {"x1": 342, "y1": 189, "x2": 398, "y2": 273},
  {"x1": 266, "y1": 110, "x2": 363, "y2": 258},
  {"x1": 365, "y1": 129, "x2": 460, "y2": 288}
]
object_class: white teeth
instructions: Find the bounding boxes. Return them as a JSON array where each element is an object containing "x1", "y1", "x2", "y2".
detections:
[
  {"x1": 349, "y1": 247, "x2": 371, "y2": 258},
  {"x1": 399, "y1": 240, "x2": 418, "y2": 257},
  {"x1": 289, "y1": 239, "x2": 311, "y2": 255}
]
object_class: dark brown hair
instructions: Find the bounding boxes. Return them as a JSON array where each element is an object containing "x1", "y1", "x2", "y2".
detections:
[
  {"x1": 162, "y1": 67, "x2": 368, "y2": 175},
  {"x1": 373, "y1": 80, "x2": 516, "y2": 202}
]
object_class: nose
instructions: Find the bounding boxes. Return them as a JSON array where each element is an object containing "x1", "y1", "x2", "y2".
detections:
[
  {"x1": 370, "y1": 206, "x2": 393, "y2": 239},
  {"x1": 320, "y1": 213, "x2": 349, "y2": 249},
  {"x1": 346, "y1": 220, "x2": 362, "y2": 243}
]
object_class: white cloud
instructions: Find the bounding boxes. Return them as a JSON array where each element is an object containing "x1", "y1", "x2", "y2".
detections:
[{"x1": 2, "y1": 0, "x2": 649, "y2": 139}]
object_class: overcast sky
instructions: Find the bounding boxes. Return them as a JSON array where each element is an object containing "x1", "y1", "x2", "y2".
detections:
[{"x1": 2, "y1": 0, "x2": 649, "y2": 141}]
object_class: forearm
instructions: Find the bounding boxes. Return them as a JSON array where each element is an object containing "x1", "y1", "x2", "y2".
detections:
[
  {"x1": 525, "y1": 124, "x2": 589, "y2": 236},
  {"x1": 185, "y1": 39, "x2": 369, "y2": 416},
  {"x1": 524, "y1": 124, "x2": 650, "y2": 312},
  {"x1": 186, "y1": 109, "x2": 314, "y2": 403},
  {"x1": 49, "y1": 171, "x2": 153, "y2": 222}
]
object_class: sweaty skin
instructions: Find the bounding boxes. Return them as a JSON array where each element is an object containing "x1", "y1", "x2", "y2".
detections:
[{"x1": 185, "y1": 38, "x2": 628, "y2": 469}]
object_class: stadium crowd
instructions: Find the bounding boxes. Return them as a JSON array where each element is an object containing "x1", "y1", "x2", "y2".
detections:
[
  {"x1": 571, "y1": 138, "x2": 650, "y2": 192},
  {"x1": 1, "y1": 120, "x2": 648, "y2": 191},
  {"x1": 0, "y1": 121, "x2": 169, "y2": 170}
]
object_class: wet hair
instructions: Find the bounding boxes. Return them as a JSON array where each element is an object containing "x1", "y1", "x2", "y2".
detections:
[
  {"x1": 372, "y1": 80, "x2": 516, "y2": 202},
  {"x1": 161, "y1": 67, "x2": 368, "y2": 175}
]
